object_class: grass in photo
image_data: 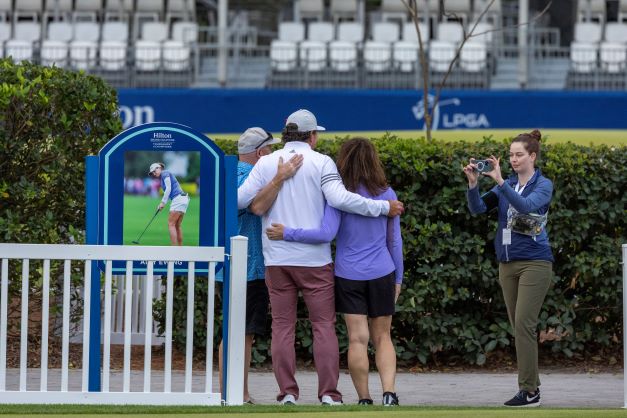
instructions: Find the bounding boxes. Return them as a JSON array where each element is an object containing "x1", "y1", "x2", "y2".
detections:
[{"x1": 123, "y1": 151, "x2": 200, "y2": 246}]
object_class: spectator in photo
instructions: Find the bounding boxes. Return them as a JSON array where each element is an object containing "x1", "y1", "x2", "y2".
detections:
[
  {"x1": 463, "y1": 130, "x2": 553, "y2": 408},
  {"x1": 266, "y1": 137, "x2": 404, "y2": 406},
  {"x1": 237, "y1": 109, "x2": 404, "y2": 406},
  {"x1": 149, "y1": 162, "x2": 190, "y2": 246},
  {"x1": 218, "y1": 127, "x2": 304, "y2": 403}
]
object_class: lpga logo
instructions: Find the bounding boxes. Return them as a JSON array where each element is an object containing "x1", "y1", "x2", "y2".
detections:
[{"x1": 412, "y1": 94, "x2": 490, "y2": 130}]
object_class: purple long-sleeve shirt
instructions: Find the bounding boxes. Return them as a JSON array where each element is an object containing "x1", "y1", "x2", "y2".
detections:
[{"x1": 283, "y1": 185, "x2": 404, "y2": 284}]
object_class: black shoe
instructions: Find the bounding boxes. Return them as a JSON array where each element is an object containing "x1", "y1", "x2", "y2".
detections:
[
  {"x1": 358, "y1": 398, "x2": 373, "y2": 405},
  {"x1": 382, "y1": 391, "x2": 399, "y2": 406},
  {"x1": 504, "y1": 389, "x2": 541, "y2": 407}
]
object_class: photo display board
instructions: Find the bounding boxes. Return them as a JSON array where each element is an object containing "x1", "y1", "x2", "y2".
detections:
[{"x1": 95, "y1": 122, "x2": 228, "y2": 275}]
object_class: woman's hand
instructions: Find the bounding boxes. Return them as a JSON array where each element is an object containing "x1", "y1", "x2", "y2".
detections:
[
  {"x1": 482, "y1": 155, "x2": 504, "y2": 186},
  {"x1": 266, "y1": 223, "x2": 285, "y2": 240},
  {"x1": 395, "y1": 284, "x2": 401, "y2": 303},
  {"x1": 157, "y1": 202, "x2": 165, "y2": 211},
  {"x1": 463, "y1": 159, "x2": 479, "y2": 188}
]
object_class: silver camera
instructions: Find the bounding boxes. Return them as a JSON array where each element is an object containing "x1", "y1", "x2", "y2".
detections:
[{"x1": 473, "y1": 159, "x2": 493, "y2": 173}]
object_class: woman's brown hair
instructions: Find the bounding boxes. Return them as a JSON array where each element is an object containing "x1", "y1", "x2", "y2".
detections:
[
  {"x1": 336, "y1": 137, "x2": 388, "y2": 196},
  {"x1": 512, "y1": 129, "x2": 542, "y2": 158}
]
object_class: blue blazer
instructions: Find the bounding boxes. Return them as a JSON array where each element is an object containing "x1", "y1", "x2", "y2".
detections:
[{"x1": 467, "y1": 169, "x2": 554, "y2": 263}]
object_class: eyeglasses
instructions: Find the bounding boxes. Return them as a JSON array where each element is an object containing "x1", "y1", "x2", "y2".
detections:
[{"x1": 254, "y1": 130, "x2": 274, "y2": 150}]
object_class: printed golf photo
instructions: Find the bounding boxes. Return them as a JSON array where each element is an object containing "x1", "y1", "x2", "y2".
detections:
[{"x1": 123, "y1": 150, "x2": 201, "y2": 246}]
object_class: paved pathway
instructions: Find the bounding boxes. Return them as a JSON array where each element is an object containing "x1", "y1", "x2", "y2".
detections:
[{"x1": 2, "y1": 368, "x2": 623, "y2": 407}]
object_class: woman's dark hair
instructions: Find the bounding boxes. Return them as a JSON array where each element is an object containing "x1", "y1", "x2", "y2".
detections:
[
  {"x1": 281, "y1": 123, "x2": 312, "y2": 142},
  {"x1": 336, "y1": 137, "x2": 387, "y2": 196},
  {"x1": 512, "y1": 129, "x2": 542, "y2": 158}
]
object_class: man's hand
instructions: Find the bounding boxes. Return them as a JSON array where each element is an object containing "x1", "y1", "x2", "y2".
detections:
[
  {"x1": 387, "y1": 200, "x2": 404, "y2": 217},
  {"x1": 395, "y1": 284, "x2": 401, "y2": 303},
  {"x1": 266, "y1": 223, "x2": 285, "y2": 240},
  {"x1": 276, "y1": 154, "x2": 304, "y2": 182}
]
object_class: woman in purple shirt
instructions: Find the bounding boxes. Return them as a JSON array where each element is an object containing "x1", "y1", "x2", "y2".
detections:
[{"x1": 266, "y1": 138, "x2": 403, "y2": 406}]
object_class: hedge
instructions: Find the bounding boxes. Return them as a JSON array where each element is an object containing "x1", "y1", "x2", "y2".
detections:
[
  {"x1": 0, "y1": 60, "x2": 122, "y2": 338},
  {"x1": 157, "y1": 135, "x2": 626, "y2": 366}
]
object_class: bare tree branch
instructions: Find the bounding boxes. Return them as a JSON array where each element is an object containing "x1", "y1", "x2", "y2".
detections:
[{"x1": 402, "y1": 0, "x2": 553, "y2": 141}]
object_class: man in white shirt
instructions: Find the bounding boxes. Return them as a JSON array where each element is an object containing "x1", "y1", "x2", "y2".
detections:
[{"x1": 238, "y1": 109, "x2": 404, "y2": 406}]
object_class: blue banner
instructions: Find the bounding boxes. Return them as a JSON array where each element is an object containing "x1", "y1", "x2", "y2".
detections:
[{"x1": 117, "y1": 89, "x2": 627, "y2": 132}]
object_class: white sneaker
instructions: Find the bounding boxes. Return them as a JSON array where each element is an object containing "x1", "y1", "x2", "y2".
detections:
[
  {"x1": 321, "y1": 395, "x2": 343, "y2": 405},
  {"x1": 280, "y1": 394, "x2": 297, "y2": 405}
]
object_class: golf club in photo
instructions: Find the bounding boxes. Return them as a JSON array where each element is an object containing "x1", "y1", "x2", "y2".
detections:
[{"x1": 132, "y1": 208, "x2": 162, "y2": 244}]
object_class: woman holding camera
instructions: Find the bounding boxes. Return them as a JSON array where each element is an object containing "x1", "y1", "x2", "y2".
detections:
[{"x1": 463, "y1": 130, "x2": 553, "y2": 408}]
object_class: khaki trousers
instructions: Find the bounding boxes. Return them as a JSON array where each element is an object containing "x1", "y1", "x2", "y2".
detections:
[{"x1": 498, "y1": 260, "x2": 552, "y2": 392}]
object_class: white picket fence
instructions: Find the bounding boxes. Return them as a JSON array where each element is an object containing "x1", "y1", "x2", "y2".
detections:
[
  {"x1": 0, "y1": 240, "x2": 247, "y2": 405},
  {"x1": 69, "y1": 275, "x2": 165, "y2": 346}
]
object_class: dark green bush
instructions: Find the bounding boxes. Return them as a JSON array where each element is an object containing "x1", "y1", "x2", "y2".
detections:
[
  {"x1": 0, "y1": 60, "x2": 122, "y2": 338},
  {"x1": 0, "y1": 59, "x2": 121, "y2": 244},
  {"x1": 159, "y1": 135, "x2": 626, "y2": 366}
]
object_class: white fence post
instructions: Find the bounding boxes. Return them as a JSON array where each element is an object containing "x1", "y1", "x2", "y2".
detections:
[
  {"x1": 225, "y1": 235, "x2": 248, "y2": 406},
  {"x1": 623, "y1": 243, "x2": 626, "y2": 409}
]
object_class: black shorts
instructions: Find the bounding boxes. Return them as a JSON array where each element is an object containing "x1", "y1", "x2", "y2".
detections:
[
  {"x1": 335, "y1": 272, "x2": 396, "y2": 318},
  {"x1": 245, "y1": 280, "x2": 269, "y2": 336},
  {"x1": 218, "y1": 280, "x2": 269, "y2": 336}
]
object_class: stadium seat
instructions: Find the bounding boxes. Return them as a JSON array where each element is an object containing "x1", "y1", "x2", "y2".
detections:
[
  {"x1": 441, "y1": 0, "x2": 471, "y2": 24},
  {"x1": 298, "y1": 0, "x2": 324, "y2": 21},
  {"x1": 393, "y1": 22, "x2": 428, "y2": 72},
  {"x1": 44, "y1": 0, "x2": 73, "y2": 16},
  {"x1": 336, "y1": 21, "x2": 363, "y2": 43},
  {"x1": 364, "y1": 22, "x2": 399, "y2": 72},
  {"x1": 330, "y1": 0, "x2": 357, "y2": 23},
  {"x1": 166, "y1": 0, "x2": 196, "y2": 25},
  {"x1": 429, "y1": 40, "x2": 456, "y2": 72},
  {"x1": 570, "y1": 42, "x2": 598, "y2": 72},
  {"x1": 278, "y1": 21, "x2": 305, "y2": 42},
  {"x1": 104, "y1": 0, "x2": 134, "y2": 21},
  {"x1": 460, "y1": 41, "x2": 487, "y2": 72},
  {"x1": 604, "y1": 22, "x2": 627, "y2": 43},
  {"x1": 381, "y1": 0, "x2": 438, "y2": 22},
  {"x1": 100, "y1": 21, "x2": 128, "y2": 71},
  {"x1": 163, "y1": 21, "x2": 196, "y2": 71},
  {"x1": 299, "y1": 40, "x2": 327, "y2": 71},
  {"x1": 171, "y1": 21, "x2": 198, "y2": 44},
  {"x1": 72, "y1": 0, "x2": 103, "y2": 21},
  {"x1": 270, "y1": 40, "x2": 298, "y2": 71},
  {"x1": 577, "y1": 0, "x2": 606, "y2": 24},
  {"x1": 14, "y1": 0, "x2": 43, "y2": 23},
  {"x1": 307, "y1": 21, "x2": 334, "y2": 42},
  {"x1": 5, "y1": 21, "x2": 40, "y2": 62},
  {"x1": 70, "y1": 21, "x2": 99, "y2": 69},
  {"x1": 468, "y1": 22, "x2": 494, "y2": 45},
  {"x1": 600, "y1": 43, "x2": 627, "y2": 73},
  {"x1": 135, "y1": 21, "x2": 168, "y2": 71},
  {"x1": 574, "y1": 22, "x2": 603, "y2": 43},
  {"x1": 329, "y1": 40, "x2": 357, "y2": 71},
  {"x1": 329, "y1": 22, "x2": 362, "y2": 71},
  {"x1": 437, "y1": 22, "x2": 464, "y2": 44},
  {"x1": 41, "y1": 21, "x2": 72, "y2": 67}
]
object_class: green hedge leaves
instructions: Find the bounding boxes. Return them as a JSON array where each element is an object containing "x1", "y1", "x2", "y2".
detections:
[{"x1": 163, "y1": 136, "x2": 624, "y2": 366}]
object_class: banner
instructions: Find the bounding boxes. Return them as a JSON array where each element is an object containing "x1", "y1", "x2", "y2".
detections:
[{"x1": 118, "y1": 89, "x2": 627, "y2": 132}]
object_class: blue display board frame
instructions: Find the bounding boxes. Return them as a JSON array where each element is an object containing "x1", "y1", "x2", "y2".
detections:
[
  {"x1": 93, "y1": 122, "x2": 229, "y2": 275},
  {"x1": 85, "y1": 123, "x2": 239, "y2": 399}
]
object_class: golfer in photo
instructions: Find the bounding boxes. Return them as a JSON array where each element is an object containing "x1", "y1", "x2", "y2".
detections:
[{"x1": 149, "y1": 162, "x2": 190, "y2": 246}]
